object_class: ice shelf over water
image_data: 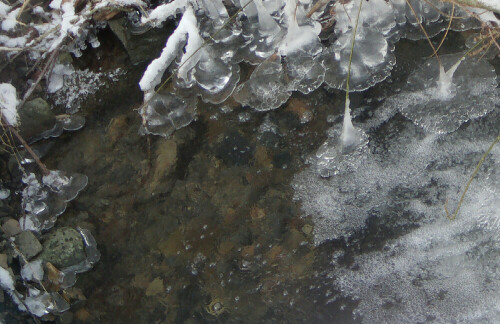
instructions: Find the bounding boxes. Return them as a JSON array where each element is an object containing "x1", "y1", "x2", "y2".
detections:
[
  {"x1": 384, "y1": 53, "x2": 499, "y2": 134},
  {"x1": 293, "y1": 94, "x2": 500, "y2": 322}
]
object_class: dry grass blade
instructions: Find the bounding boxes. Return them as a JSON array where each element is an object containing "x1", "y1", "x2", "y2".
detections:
[{"x1": 445, "y1": 134, "x2": 500, "y2": 220}]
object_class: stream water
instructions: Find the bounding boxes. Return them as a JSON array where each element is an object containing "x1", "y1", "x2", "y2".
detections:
[{"x1": 3, "y1": 27, "x2": 500, "y2": 323}]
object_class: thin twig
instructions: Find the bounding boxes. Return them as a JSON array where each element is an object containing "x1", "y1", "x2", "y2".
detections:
[
  {"x1": 445, "y1": 134, "x2": 500, "y2": 220},
  {"x1": 1, "y1": 116, "x2": 50, "y2": 175}
]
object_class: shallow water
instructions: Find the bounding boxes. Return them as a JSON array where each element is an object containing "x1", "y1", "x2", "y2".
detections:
[{"x1": 11, "y1": 31, "x2": 499, "y2": 323}]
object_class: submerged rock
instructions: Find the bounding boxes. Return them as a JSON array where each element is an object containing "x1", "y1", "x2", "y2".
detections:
[
  {"x1": 18, "y1": 98, "x2": 56, "y2": 141},
  {"x1": 39, "y1": 227, "x2": 86, "y2": 269}
]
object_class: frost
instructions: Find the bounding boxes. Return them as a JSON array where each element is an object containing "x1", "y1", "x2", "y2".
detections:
[
  {"x1": 50, "y1": 68, "x2": 124, "y2": 113},
  {"x1": 0, "y1": 83, "x2": 19, "y2": 126}
]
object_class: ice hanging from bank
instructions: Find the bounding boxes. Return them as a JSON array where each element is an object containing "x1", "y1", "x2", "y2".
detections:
[{"x1": 322, "y1": 0, "x2": 397, "y2": 91}]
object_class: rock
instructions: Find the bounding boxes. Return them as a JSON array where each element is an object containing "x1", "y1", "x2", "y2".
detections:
[
  {"x1": 301, "y1": 224, "x2": 313, "y2": 235},
  {"x1": 18, "y1": 98, "x2": 56, "y2": 141},
  {"x1": 0, "y1": 253, "x2": 7, "y2": 269},
  {"x1": 108, "y1": 17, "x2": 175, "y2": 64},
  {"x1": 145, "y1": 277, "x2": 164, "y2": 296},
  {"x1": 57, "y1": 311, "x2": 74, "y2": 324},
  {"x1": 14, "y1": 231, "x2": 42, "y2": 260},
  {"x1": 149, "y1": 139, "x2": 178, "y2": 193},
  {"x1": 107, "y1": 115, "x2": 129, "y2": 146},
  {"x1": 2, "y1": 218, "x2": 21, "y2": 236},
  {"x1": 39, "y1": 227, "x2": 86, "y2": 269}
]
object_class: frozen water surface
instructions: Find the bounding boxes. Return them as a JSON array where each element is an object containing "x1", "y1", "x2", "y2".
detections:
[
  {"x1": 293, "y1": 95, "x2": 500, "y2": 322},
  {"x1": 384, "y1": 53, "x2": 499, "y2": 134}
]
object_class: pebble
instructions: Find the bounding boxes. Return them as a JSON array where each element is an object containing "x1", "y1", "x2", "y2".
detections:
[
  {"x1": 0, "y1": 253, "x2": 7, "y2": 269},
  {"x1": 145, "y1": 277, "x2": 164, "y2": 296},
  {"x1": 2, "y1": 218, "x2": 21, "y2": 237},
  {"x1": 14, "y1": 231, "x2": 42, "y2": 260}
]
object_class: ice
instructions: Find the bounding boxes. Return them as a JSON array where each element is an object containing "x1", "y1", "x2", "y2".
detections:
[
  {"x1": 332, "y1": 184, "x2": 500, "y2": 323},
  {"x1": 42, "y1": 170, "x2": 88, "y2": 202},
  {"x1": 323, "y1": 28, "x2": 396, "y2": 91},
  {"x1": 335, "y1": 0, "x2": 396, "y2": 36},
  {"x1": 233, "y1": 56, "x2": 292, "y2": 111},
  {"x1": 383, "y1": 53, "x2": 499, "y2": 134},
  {"x1": 33, "y1": 115, "x2": 85, "y2": 143},
  {"x1": 140, "y1": 92, "x2": 196, "y2": 137},
  {"x1": 20, "y1": 173, "x2": 67, "y2": 232},
  {"x1": 0, "y1": 83, "x2": 19, "y2": 126},
  {"x1": 293, "y1": 92, "x2": 500, "y2": 322},
  {"x1": 174, "y1": 46, "x2": 241, "y2": 104},
  {"x1": 284, "y1": 47, "x2": 325, "y2": 94},
  {"x1": 279, "y1": 0, "x2": 321, "y2": 55},
  {"x1": 200, "y1": 0, "x2": 229, "y2": 27},
  {"x1": 254, "y1": 0, "x2": 281, "y2": 37},
  {"x1": 340, "y1": 98, "x2": 363, "y2": 150},
  {"x1": 20, "y1": 170, "x2": 87, "y2": 232}
]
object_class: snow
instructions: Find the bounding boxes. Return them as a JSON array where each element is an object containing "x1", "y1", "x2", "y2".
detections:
[
  {"x1": 141, "y1": 0, "x2": 189, "y2": 27},
  {"x1": 0, "y1": 266, "x2": 15, "y2": 291},
  {"x1": 21, "y1": 260, "x2": 44, "y2": 282},
  {"x1": 0, "y1": 83, "x2": 19, "y2": 126},
  {"x1": 0, "y1": 1, "x2": 11, "y2": 16},
  {"x1": 139, "y1": 6, "x2": 201, "y2": 94},
  {"x1": 477, "y1": 0, "x2": 500, "y2": 12},
  {"x1": 1, "y1": 8, "x2": 20, "y2": 31}
]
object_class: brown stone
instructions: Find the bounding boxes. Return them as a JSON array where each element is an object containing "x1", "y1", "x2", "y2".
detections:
[
  {"x1": 217, "y1": 241, "x2": 235, "y2": 257},
  {"x1": 241, "y1": 245, "x2": 255, "y2": 258},
  {"x1": 265, "y1": 245, "x2": 284, "y2": 262},
  {"x1": 250, "y1": 207, "x2": 266, "y2": 220},
  {"x1": 74, "y1": 308, "x2": 92, "y2": 322},
  {"x1": 254, "y1": 146, "x2": 273, "y2": 170},
  {"x1": 2, "y1": 218, "x2": 21, "y2": 236},
  {"x1": 107, "y1": 115, "x2": 129, "y2": 145},
  {"x1": 145, "y1": 277, "x2": 164, "y2": 296},
  {"x1": 0, "y1": 254, "x2": 7, "y2": 269},
  {"x1": 149, "y1": 139, "x2": 177, "y2": 193}
]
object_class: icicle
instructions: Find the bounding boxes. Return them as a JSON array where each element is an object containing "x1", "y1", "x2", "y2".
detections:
[
  {"x1": 435, "y1": 56, "x2": 464, "y2": 100},
  {"x1": 254, "y1": 0, "x2": 281, "y2": 36},
  {"x1": 340, "y1": 98, "x2": 360, "y2": 150}
]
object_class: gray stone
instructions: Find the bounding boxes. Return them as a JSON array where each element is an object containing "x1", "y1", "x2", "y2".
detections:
[
  {"x1": 0, "y1": 253, "x2": 7, "y2": 269},
  {"x1": 18, "y1": 98, "x2": 56, "y2": 140},
  {"x1": 15, "y1": 231, "x2": 43, "y2": 260},
  {"x1": 2, "y1": 218, "x2": 21, "y2": 236},
  {"x1": 40, "y1": 227, "x2": 86, "y2": 269}
]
